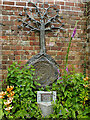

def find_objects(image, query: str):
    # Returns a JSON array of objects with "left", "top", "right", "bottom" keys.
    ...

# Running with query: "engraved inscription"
[{"left": 41, "top": 93, "right": 52, "bottom": 102}]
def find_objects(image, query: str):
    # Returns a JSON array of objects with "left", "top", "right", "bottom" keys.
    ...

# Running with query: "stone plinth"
[
  {"left": 38, "top": 102, "right": 53, "bottom": 117},
  {"left": 37, "top": 91, "right": 56, "bottom": 117}
]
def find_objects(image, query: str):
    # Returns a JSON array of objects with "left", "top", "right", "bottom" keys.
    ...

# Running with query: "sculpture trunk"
[{"left": 40, "top": 20, "right": 45, "bottom": 54}]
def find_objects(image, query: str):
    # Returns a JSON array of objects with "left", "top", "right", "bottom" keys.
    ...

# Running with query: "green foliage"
[
  {"left": 1, "top": 62, "right": 89, "bottom": 119},
  {"left": 1, "top": 62, "right": 42, "bottom": 119},
  {"left": 50, "top": 71, "right": 89, "bottom": 119}
]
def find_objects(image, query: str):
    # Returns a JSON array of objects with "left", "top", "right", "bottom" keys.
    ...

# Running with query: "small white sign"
[{"left": 37, "top": 91, "right": 56, "bottom": 103}]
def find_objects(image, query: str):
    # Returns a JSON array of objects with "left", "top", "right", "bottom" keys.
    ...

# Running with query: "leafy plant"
[
  {"left": 1, "top": 62, "right": 89, "bottom": 119},
  {"left": 1, "top": 62, "right": 43, "bottom": 119},
  {"left": 50, "top": 70, "right": 89, "bottom": 119}
]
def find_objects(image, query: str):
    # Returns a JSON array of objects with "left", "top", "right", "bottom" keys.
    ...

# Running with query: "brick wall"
[
  {"left": 86, "top": 1, "right": 90, "bottom": 77},
  {"left": 0, "top": 0, "right": 88, "bottom": 82}
]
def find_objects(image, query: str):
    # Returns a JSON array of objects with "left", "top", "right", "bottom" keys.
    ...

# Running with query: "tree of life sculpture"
[{"left": 18, "top": 2, "right": 64, "bottom": 87}]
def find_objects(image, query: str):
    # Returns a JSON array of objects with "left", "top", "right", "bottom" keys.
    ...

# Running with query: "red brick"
[
  {"left": 2, "top": 46, "right": 10, "bottom": 50},
  {"left": 15, "top": 56, "right": 20, "bottom": 60},
  {"left": 16, "top": 2, "right": 26, "bottom": 6},
  {"left": 34, "top": 46, "right": 40, "bottom": 50},
  {"left": 17, "top": 7, "right": 23, "bottom": 11},
  {"left": 65, "top": 2, "right": 74, "bottom": 6},
  {"left": 22, "top": 37, "right": 28, "bottom": 41},
  {"left": 9, "top": 55, "right": 15, "bottom": 60},
  {"left": 79, "top": 3, "right": 85, "bottom": 8},
  {"left": 68, "top": 56, "right": 75, "bottom": 60},
  {"left": 30, "top": 41, "right": 39, "bottom": 45},
  {"left": 25, "top": 51, "right": 29, "bottom": 55},
  {"left": 48, "top": 1, "right": 54, "bottom": 4},
  {"left": 10, "top": 16, "right": 17, "bottom": 20},
  {"left": 16, "top": 46, "right": 22, "bottom": 50},
  {"left": 61, "top": 6, "right": 70, "bottom": 10},
  {"left": 2, "top": 11, "right": 13, "bottom": 15},
  {"left": 23, "top": 46, "right": 33, "bottom": 50},
  {"left": 2, "top": 56, "right": 8, "bottom": 60},
  {"left": 31, "top": 52, "right": 36, "bottom": 55},
  {"left": 47, "top": 51, "right": 56, "bottom": 55},
  {"left": 17, "top": 60, "right": 27, "bottom": 65},
  {"left": 2, "top": 61, "right": 7, "bottom": 64},
  {"left": 51, "top": 47, "right": 58, "bottom": 50},
  {"left": 29, "top": 36, "right": 36, "bottom": 40},
  {"left": 56, "top": 60, "right": 62, "bottom": 64},
  {"left": 11, "top": 46, "right": 16, "bottom": 50},
  {"left": 57, "top": 52, "right": 66, "bottom": 56},
  {"left": 56, "top": 2, "right": 64, "bottom": 5},
  {"left": 21, "top": 55, "right": 26, "bottom": 60},
  {"left": 14, "top": 51, "right": 24, "bottom": 55},
  {"left": 7, "top": 61, "right": 13, "bottom": 65},
  {"left": 2, "top": 16, "right": 8, "bottom": 20},
  {"left": 2, "top": 65, "right": 7, "bottom": 69},
  {"left": 3, "top": 6, "right": 12, "bottom": 10},
  {"left": 2, "top": 26, "right": 9, "bottom": 30},
  {"left": 2, "top": 51, "right": 14, "bottom": 55},
  {"left": 3, "top": 1, "right": 14, "bottom": 5},
  {"left": 56, "top": 43, "right": 64, "bottom": 46}
]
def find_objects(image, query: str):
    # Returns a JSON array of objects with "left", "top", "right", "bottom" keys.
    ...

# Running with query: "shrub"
[
  {"left": 1, "top": 62, "right": 43, "bottom": 119},
  {"left": 50, "top": 70, "right": 89, "bottom": 119}
]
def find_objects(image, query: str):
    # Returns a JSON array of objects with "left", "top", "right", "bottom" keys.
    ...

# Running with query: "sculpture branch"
[
  {"left": 43, "top": 5, "right": 55, "bottom": 18},
  {"left": 25, "top": 11, "right": 41, "bottom": 25},
  {"left": 30, "top": 28, "right": 40, "bottom": 32},
  {"left": 29, "top": 2, "right": 42, "bottom": 18},
  {"left": 18, "top": 19, "right": 40, "bottom": 32},
  {"left": 45, "top": 14, "right": 59, "bottom": 26},
  {"left": 45, "top": 28, "right": 52, "bottom": 31},
  {"left": 51, "top": 24, "right": 65, "bottom": 31}
]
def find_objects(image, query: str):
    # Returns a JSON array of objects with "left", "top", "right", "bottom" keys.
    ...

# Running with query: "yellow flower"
[
  {"left": 10, "top": 86, "right": 14, "bottom": 91},
  {"left": 3, "top": 91, "right": 6, "bottom": 96},
  {"left": 0, "top": 91, "right": 6, "bottom": 96},
  {"left": 10, "top": 91, "right": 15, "bottom": 97},
  {"left": 83, "top": 77, "right": 89, "bottom": 81},
  {"left": 7, "top": 94, "right": 11, "bottom": 98},
  {"left": 4, "top": 100, "right": 12, "bottom": 105},
  {"left": 4, "top": 106, "right": 13, "bottom": 111},
  {"left": 84, "top": 85, "right": 88, "bottom": 88},
  {"left": 0, "top": 91, "right": 3, "bottom": 96},
  {"left": 9, "top": 97, "right": 14, "bottom": 101},
  {"left": 86, "top": 77, "right": 88, "bottom": 81},
  {"left": 83, "top": 78, "right": 87, "bottom": 81},
  {"left": 0, "top": 96, "right": 4, "bottom": 99},
  {"left": 6, "top": 86, "right": 11, "bottom": 92}
]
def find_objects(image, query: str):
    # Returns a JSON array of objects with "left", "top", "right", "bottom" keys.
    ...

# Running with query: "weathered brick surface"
[
  {"left": 0, "top": 0, "right": 89, "bottom": 81},
  {"left": 86, "top": 1, "right": 90, "bottom": 77}
]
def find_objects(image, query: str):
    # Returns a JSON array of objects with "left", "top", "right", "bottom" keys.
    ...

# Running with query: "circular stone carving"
[
  {"left": 27, "top": 54, "right": 58, "bottom": 87},
  {"left": 33, "top": 61, "right": 57, "bottom": 86}
]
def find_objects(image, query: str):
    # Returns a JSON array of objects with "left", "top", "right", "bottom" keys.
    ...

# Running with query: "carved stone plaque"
[
  {"left": 37, "top": 91, "right": 56, "bottom": 103},
  {"left": 41, "top": 93, "right": 52, "bottom": 102},
  {"left": 27, "top": 53, "right": 58, "bottom": 87}
]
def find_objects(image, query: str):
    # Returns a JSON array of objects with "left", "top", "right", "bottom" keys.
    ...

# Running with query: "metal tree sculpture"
[
  {"left": 18, "top": 2, "right": 64, "bottom": 54},
  {"left": 18, "top": 2, "right": 64, "bottom": 87}
]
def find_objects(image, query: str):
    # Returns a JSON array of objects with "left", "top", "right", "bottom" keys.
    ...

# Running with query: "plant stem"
[{"left": 65, "top": 37, "right": 72, "bottom": 70}]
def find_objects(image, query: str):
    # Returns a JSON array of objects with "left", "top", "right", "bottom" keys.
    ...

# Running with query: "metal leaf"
[
  {"left": 17, "top": 25, "right": 21, "bottom": 29},
  {"left": 51, "top": 25, "right": 54, "bottom": 27},
  {"left": 61, "top": 16, "right": 63, "bottom": 19},
  {"left": 17, "top": 19, "right": 21, "bottom": 22},
  {"left": 19, "top": 12, "right": 22, "bottom": 16},
  {"left": 62, "top": 23, "right": 65, "bottom": 26}
]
